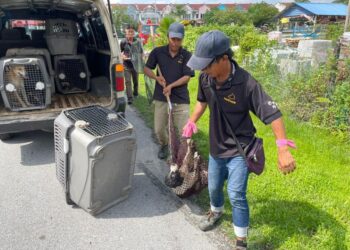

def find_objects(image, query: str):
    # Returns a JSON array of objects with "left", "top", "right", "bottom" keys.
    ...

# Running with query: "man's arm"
[
  {"left": 163, "top": 75, "right": 191, "bottom": 96},
  {"left": 190, "top": 101, "right": 207, "bottom": 123},
  {"left": 143, "top": 66, "right": 166, "bottom": 87},
  {"left": 271, "top": 117, "right": 296, "bottom": 174}
]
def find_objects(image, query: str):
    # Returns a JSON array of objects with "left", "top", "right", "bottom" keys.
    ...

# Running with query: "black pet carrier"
[{"left": 54, "top": 55, "right": 91, "bottom": 94}]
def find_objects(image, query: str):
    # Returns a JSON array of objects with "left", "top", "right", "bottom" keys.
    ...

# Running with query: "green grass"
[{"left": 133, "top": 73, "right": 350, "bottom": 249}]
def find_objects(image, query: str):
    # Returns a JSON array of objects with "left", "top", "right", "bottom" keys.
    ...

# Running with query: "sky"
[{"left": 109, "top": 0, "right": 335, "bottom": 4}]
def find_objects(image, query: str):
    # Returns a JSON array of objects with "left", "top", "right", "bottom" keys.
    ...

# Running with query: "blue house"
[
  {"left": 277, "top": 3, "right": 347, "bottom": 37},
  {"left": 278, "top": 3, "right": 347, "bottom": 19}
]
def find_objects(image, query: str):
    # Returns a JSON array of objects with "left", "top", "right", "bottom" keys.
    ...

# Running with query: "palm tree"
[
  {"left": 155, "top": 16, "right": 176, "bottom": 46},
  {"left": 171, "top": 5, "right": 186, "bottom": 20}
]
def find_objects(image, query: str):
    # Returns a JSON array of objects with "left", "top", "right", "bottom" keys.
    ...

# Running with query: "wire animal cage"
[
  {"left": 54, "top": 105, "right": 137, "bottom": 215},
  {"left": 54, "top": 55, "right": 91, "bottom": 94},
  {"left": 0, "top": 57, "right": 52, "bottom": 111}
]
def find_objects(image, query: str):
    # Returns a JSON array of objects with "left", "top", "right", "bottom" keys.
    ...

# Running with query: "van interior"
[{"left": 0, "top": 0, "right": 114, "bottom": 116}]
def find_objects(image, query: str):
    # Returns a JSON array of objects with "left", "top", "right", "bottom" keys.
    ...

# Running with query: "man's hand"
[
  {"left": 163, "top": 85, "right": 172, "bottom": 96},
  {"left": 278, "top": 146, "right": 296, "bottom": 174},
  {"left": 156, "top": 76, "right": 166, "bottom": 87},
  {"left": 122, "top": 52, "right": 130, "bottom": 61},
  {"left": 182, "top": 120, "right": 198, "bottom": 138}
]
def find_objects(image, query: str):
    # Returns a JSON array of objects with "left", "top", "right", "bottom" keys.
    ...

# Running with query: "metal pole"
[{"left": 345, "top": 0, "right": 350, "bottom": 32}]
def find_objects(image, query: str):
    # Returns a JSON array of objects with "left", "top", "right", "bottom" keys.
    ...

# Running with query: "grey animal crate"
[
  {"left": 0, "top": 57, "right": 52, "bottom": 111},
  {"left": 54, "top": 55, "right": 90, "bottom": 94},
  {"left": 6, "top": 48, "right": 55, "bottom": 93},
  {"left": 45, "top": 19, "right": 78, "bottom": 55},
  {"left": 54, "top": 105, "right": 137, "bottom": 216}
]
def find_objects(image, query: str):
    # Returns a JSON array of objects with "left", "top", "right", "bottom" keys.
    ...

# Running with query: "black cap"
[{"left": 187, "top": 30, "right": 230, "bottom": 70}]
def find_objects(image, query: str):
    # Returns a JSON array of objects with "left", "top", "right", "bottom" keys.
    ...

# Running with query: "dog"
[{"left": 4, "top": 64, "right": 31, "bottom": 108}]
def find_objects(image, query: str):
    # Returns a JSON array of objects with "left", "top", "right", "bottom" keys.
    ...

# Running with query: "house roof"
[
  {"left": 112, "top": 3, "right": 250, "bottom": 12},
  {"left": 279, "top": 3, "right": 348, "bottom": 17}
]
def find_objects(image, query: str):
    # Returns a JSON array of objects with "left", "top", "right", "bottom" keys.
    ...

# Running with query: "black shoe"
[
  {"left": 158, "top": 145, "right": 168, "bottom": 160},
  {"left": 128, "top": 99, "right": 133, "bottom": 105},
  {"left": 235, "top": 239, "right": 247, "bottom": 250},
  {"left": 133, "top": 93, "right": 138, "bottom": 98}
]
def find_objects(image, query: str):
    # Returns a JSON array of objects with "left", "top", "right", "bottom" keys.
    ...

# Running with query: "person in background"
[
  {"left": 120, "top": 24, "right": 143, "bottom": 105},
  {"left": 183, "top": 30, "right": 296, "bottom": 249},
  {"left": 144, "top": 22, "right": 194, "bottom": 160}
]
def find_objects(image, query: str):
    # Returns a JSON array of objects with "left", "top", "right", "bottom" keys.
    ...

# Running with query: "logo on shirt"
[
  {"left": 224, "top": 93, "right": 236, "bottom": 105},
  {"left": 177, "top": 55, "right": 184, "bottom": 64},
  {"left": 268, "top": 101, "right": 278, "bottom": 109}
]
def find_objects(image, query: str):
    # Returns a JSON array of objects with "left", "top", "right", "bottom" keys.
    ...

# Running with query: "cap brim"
[
  {"left": 187, "top": 55, "right": 213, "bottom": 70},
  {"left": 169, "top": 32, "right": 184, "bottom": 39}
]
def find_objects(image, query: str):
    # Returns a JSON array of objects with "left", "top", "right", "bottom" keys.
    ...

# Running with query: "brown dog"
[{"left": 5, "top": 64, "right": 30, "bottom": 108}]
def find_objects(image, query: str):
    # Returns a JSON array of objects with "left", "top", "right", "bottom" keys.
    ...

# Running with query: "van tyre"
[{"left": 0, "top": 133, "right": 13, "bottom": 141}]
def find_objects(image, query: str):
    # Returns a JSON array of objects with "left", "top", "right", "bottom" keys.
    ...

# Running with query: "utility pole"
[{"left": 344, "top": 0, "right": 350, "bottom": 32}]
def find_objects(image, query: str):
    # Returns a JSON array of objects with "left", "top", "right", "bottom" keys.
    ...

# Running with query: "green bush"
[
  {"left": 236, "top": 32, "right": 272, "bottom": 63},
  {"left": 242, "top": 47, "right": 349, "bottom": 139},
  {"left": 247, "top": 3, "right": 279, "bottom": 27},
  {"left": 183, "top": 24, "right": 257, "bottom": 53},
  {"left": 203, "top": 8, "right": 252, "bottom": 26},
  {"left": 325, "top": 23, "right": 344, "bottom": 41}
]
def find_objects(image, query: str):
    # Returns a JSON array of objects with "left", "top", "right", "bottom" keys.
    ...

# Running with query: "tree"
[
  {"left": 144, "top": 16, "right": 176, "bottom": 50},
  {"left": 334, "top": 0, "right": 348, "bottom": 4},
  {"left": 248, "top": 3, "right": 279, "bottom": 27},
  {"left": 171, "top": 5, "right": 187, "bottom": 20},
  {"left": 203, "top": 8, "right": 252, "bottom": 26},
  {"left": 112, "top": 6, "right": 138, "bottom": 37}
]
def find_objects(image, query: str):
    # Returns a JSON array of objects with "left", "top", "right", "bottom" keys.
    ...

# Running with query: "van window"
[
  {"left": 82, "top": 19, "right": 96, "bottom": 48},
  {"left": 90, "top": 16, "right": 110, "bottom": 50},
  {"left": 9, "top": 20, "right": 45, "bottom": 38}
]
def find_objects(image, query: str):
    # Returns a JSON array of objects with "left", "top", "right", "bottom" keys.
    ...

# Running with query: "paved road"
[{"left": 0, "top": 107, "right": 232, "bottom": 250}]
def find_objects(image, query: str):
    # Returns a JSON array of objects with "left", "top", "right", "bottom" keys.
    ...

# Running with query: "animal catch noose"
[{"left": 156, "top": 66, "right": 208, "bottom": 198}]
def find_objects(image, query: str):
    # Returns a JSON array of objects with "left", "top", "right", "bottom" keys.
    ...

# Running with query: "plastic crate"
[
  {"left": 6, "top": 48, "right": 55, "bottom": 93},
  {"left": 45, "top": 19, "right": 78, "bottom": 55},
  {"left": 54, "top": 55, "right": 90, "bottom": 94},
  {"left": 54, "top": 105, "right": 137, "bottom": 215},
  {"left": 0, "top": 57, "right": 52, "bottom": 111}
]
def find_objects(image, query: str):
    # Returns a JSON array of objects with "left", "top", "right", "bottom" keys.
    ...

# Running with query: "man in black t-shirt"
[
  {"left": 144, "top": 22, "right": 194, "bottom": 159},
  {"left": 182, "top": 30, "right": 296, "bottom": 249}
]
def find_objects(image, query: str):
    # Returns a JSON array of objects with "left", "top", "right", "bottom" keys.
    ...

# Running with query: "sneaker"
[
  {"left": 128, "top": 99, "right": 133, "bottom": 105},
  {"left": 158, "top": 145, "right": 168, "bottom": 160},
  {"left": 133, "top": 93, "right": 139, "bottom": 98},
  {"left": 198, "top": 210, "right": 222, "bottom": 231},
  {"left": 235, "top": 239, "right": 247, "bottom": 250}
]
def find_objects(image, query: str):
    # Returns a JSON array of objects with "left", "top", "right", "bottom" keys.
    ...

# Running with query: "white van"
[{"left": 0, "top": 0, "right": 126, "bottom": 140}]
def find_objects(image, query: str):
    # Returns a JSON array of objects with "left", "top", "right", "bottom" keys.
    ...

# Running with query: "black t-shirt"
[
  {"left": 197, "top": 61, "right": 282, "bottom": 158},
  {"left": 145, "top": 45, "right": 194, "bottom": 104}
]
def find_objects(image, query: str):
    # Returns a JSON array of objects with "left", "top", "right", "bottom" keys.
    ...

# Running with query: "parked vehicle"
[{"left": 0, "top": 0, "right": 126, "bottom": 140}]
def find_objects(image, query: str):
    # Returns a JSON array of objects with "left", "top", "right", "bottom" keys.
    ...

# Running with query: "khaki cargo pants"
[{"left": 154, "top": 100, "right": 189, "bottom": 146}]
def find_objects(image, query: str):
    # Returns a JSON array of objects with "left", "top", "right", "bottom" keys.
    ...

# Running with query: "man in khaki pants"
[
  {"left": 120, "top": 24, "right": 143, "bottom": 104},
  {"left": 144, "top": 22, "right": 194, "bottom": 159}
]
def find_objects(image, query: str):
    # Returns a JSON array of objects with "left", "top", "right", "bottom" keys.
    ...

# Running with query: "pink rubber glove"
[{"left": 182, "top": 120, "right": 198, "bottom": 138}]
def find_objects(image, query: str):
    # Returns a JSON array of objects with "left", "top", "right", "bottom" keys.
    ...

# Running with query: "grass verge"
[{"left": 133, "top": 73, "right": 350, "bottom": 250}]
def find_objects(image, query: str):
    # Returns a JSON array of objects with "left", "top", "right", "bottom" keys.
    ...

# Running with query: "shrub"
[
  {"left": 183, "top": 24, "right": 257, "bottom": 53},
  {"left": 203, "top": 8, "right": 252, "bottom": 26},
  {"left": 325, "top": 23, "right": 344, "bottom": 41},
  {"left": 247, "top": 3, "right": 279, "bottom": 27}
]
